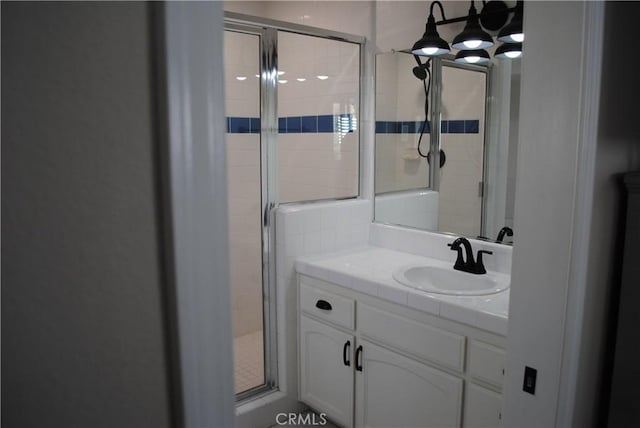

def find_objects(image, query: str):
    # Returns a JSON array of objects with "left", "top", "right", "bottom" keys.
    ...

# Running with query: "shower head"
[
  {"left": 412, "top": 55, "right": 430, "bottom": 81},
  {"left": 413, "top": 66, "right": 428, "bottom": 80}
]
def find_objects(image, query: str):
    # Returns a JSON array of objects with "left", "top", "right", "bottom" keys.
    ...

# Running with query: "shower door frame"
[
  {"left": 429, "top": 57, "right": 492, "bottom": 238},
  {"left": 224, "top": 22, "right": 279, "bottom": 401}
]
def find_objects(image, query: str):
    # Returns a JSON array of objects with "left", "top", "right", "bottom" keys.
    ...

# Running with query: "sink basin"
[{"left": 392, "top": 264, "right": 510, "bottom": 296}]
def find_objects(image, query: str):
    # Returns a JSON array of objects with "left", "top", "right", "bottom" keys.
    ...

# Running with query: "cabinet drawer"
[
  {"left": 468, "top": 340, "right": 506, "bottom": 387},
  {"left": 358, "top": 303, "right": 465, "bottom": 371},
  {"left": 300, "top": 283, "right": 355, "bottom": 330}
]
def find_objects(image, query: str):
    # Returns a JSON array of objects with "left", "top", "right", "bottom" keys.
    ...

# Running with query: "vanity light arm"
[
  {"left": 429, "top": 1, "right": 448, "bottom": 22},
  {"left": 433, "top": 2, "right": 518, "bottom": 26}
]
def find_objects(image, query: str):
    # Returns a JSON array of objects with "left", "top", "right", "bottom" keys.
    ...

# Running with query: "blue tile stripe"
[
  {"left": 226, "top": 114, "right": 357, "bottom": 134},
  {"left": 375, "top": 119, "right": 480, "bottom": 134}
]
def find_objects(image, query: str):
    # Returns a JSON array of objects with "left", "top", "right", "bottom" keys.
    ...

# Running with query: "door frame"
[{"left": 158, "top": 2, "right": 235, "bottom": 427}]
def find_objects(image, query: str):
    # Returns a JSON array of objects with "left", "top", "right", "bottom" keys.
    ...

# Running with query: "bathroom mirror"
[{"left": 374, "top": 51, "right": 519, "bottom": 244}]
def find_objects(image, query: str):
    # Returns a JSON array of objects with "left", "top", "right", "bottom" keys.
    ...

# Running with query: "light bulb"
[
  {"left": 421, "top": 47, "right": 439, "bottom": 55},
  {"left": 278, "top": 79, "right": 288, "bottom": 84},
  {"left": 296, "top": 78, "right": 306, "bottom": 82},
  {"left": 236, "top": 76, "right": 247, "bottom": 81},
  {"left": 510, "top": 33, "right": 524, "bottom": 43},
  {"left": 277, "top": 71, "right": 285, "bottom": 76},
  {"left": 464, "top": 56, "right": 481, "bottom": 63},
  {"left": 505, "top": 51, "right": 522, "bottom": 58},
  {"left": 463, "top": 39, "right": 482, "bottom": 49},
  {"left": 317, "top": 75, "right": 329, "bottom": 80}
]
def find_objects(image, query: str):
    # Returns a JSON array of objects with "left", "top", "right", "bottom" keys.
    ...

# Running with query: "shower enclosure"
[
  {"left": 374, "top": 54, "right": 491, "bottom": 239},
  {"left": 224, "top": 13, "right": 362, "bottom": 399}
]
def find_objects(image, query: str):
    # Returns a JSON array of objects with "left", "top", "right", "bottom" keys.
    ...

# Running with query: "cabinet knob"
[{"left": 315, "top": 299, "right": 332, "bottom": 311}]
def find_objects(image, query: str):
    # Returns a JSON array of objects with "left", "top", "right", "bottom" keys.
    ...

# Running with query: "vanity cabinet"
[
  {"left": 298, "top": 275, "right": 506, "bottom": 428},
  {"left": 300, "top": 316, "right": 354, "bottom": 428},
  {"left": 355, "top": 340, "right": 462, "bottom": 427}
]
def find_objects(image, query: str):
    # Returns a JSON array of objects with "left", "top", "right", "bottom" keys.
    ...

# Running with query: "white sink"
[{"left": 392, "top": 264, "right": 510, "bottom": 296}]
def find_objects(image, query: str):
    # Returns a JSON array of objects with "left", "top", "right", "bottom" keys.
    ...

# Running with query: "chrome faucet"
[{"left": 447, "top": 237, "right": 493, "bottom": 275}]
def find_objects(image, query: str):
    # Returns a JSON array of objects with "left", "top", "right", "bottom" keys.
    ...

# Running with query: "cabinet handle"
[
  {"left": 343, "top": 340, "right": 351, "bottom": 366},
  {"left": 355, "top": 345, "right": 363, "bottom": 371},
  {"left": 315, "top": 299, "right": 332, "bottom": 311}
]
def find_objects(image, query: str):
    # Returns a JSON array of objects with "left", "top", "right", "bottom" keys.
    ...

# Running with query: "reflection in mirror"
[{"left": 374, "top": 51, "right": 519, "bottom": 245}]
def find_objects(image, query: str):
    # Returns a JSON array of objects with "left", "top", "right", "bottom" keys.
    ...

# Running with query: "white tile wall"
[
  {"left": 376, "top": 190, "right": 439, "bottom": 231},
  {"left": 438, "top": 66, "right": 486, "bottom": 237},
  {"left": 277, "top": 32, "right": 361, "bottom": 203},
  {"left": 375, "top": 52, "right": 431, "bottom": 195},
  {"left": 225, "top": 32, "right": 263, "bottom": 338},
  {"left": 374, "top": 54, "right": 487, "bottom": 239},
  {"left": 274, "top": 199, "right": 371, "bottom": 394}
]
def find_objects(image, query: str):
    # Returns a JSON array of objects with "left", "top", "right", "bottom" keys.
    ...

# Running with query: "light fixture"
[
  {"left": 277, "top": 71, "right": 286, "bottom": 76},
  {"left": 452, "top": 1, "right": 494, "bottom": 50},
  {"left": 454, "top": 49, "right": 490, "bottom": 64},
  {"left": 498, "top": 0, "right": 524, "bottom": 43},
  {"left": 413, "top": 0, "right": 524, "bottom": 62},
  {"left": 236, "top": 76, "right": 247, "bottom": 81},
  {"left": 317, "top": 75, "right": 329, "bottom": 80},
  {"left": 411, "top": 1, "right": 450, "bottom": 56},
  {"left": 296, "top": 78, "right": 306, "bottom": 82},
  {"left": 278, "top": 79, "right": 288, "bottom": 84},
  {"left": 495, "top": 42, "right": 522, "bottom": 59}
]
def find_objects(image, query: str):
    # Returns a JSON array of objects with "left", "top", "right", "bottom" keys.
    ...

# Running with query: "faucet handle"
[{"left": 475, "top": 250, "right": 493, "bottom": 274}]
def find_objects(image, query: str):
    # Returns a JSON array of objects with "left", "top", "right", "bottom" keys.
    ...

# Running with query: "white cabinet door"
[
  {"left": 300, "top": 315, "right": 355, "bottom": 428},
  {"left": 463, "top": 383, "right": 502, "bottom": 428},
  {"left": 355, "top": 340, "right": 463, "bottom": 428}
]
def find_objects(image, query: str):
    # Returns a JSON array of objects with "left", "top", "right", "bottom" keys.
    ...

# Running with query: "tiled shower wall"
[
  {"left": 375, "top": 52, "right": 430, "bottom": 194},
  {"left": 277, "top": 31, "right": 360, "bottom": 203},
  {"left": 439, "top": 66, "right": 486, "bottom": 238},
  {"left": 375, "top": 52, "right": 486, "bottom": 238},
  {"left": 225, "top": 31, "right": 263, "bottom": 338}
]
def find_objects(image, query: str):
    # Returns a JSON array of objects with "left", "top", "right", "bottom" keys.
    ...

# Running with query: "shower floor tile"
[{"left": 234, "top": 330, "right": 264, "bottom": 394}]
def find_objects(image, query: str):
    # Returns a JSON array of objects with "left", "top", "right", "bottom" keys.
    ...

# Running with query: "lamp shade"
[
  {"left": 495, "top": 42, "right": 522, "bottom": 59},
  {"left": 498, "top": 1, "right": 524, "bottom": 43},
  {"left": 412, "top": 15, "right": 450, "bottom": 56},
  {"left": 454, "top": 49, "right": 490, "bottom": 64},
  {"left": 452, "top": 3, "right": 494, "bottom": 50}
]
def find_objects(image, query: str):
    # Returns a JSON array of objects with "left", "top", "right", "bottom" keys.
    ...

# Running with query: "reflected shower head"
[
  {"left": 413, "top": 66, "right": 427, "bottom": 80},
  {"left": 412, "top": 55, "right": 430, "bottom": 81}
]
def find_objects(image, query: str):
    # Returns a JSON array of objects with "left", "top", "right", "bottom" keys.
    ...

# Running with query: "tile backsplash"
[{"left": 369, "top": 223, "right": 513, "bottom": 275}]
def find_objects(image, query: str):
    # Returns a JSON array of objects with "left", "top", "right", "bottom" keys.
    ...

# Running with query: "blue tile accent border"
[
  {"left": 374, "top": 119, "right": 480, "bottom": 134},
  {"left": 225, "top": 116, "right": 478, "bottom": 135},
  {"left": 448, "top": 120, "right": 465, "bottom": 134},
  {"left": 226, "top": 114, "right": 357, "bottom": 134}
]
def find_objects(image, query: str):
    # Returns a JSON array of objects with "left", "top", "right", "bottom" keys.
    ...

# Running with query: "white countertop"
[{"left": 296, "top": 245, "right": 509, "bottom": 336}]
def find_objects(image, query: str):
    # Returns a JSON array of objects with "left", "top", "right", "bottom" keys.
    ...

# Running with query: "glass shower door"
[{"left": 224, "top": 29, "right": 265, "bottom": 396}]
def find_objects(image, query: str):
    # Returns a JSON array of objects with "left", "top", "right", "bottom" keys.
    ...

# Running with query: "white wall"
[
  {"left": 2, "top": 3, "right": 172, "bottom": 427},
  {"left": 571, "top": 2, "right": 640, "bottom": 425},
  {"left": 503, "top": 2, "right": 589, "bottom": 425},
  {"left": 504, "top": 1, "right": 640, "bottom": 426}
]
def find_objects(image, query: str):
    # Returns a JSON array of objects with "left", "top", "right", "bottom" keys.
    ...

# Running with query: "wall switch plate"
[{"left": 523, "top": 366, "right": 537, "bottom": 394}]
